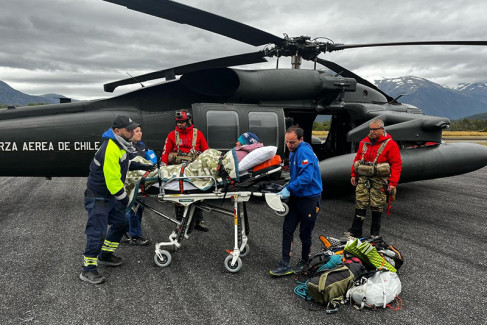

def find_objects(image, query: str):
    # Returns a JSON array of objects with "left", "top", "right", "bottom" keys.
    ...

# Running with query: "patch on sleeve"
[{"left": 301, "top": 159, "right": 308, "bottom": 165}]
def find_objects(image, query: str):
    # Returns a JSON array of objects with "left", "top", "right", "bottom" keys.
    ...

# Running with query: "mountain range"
[
  {"left": 1, "top": 77, "right": 487, "bottom": 120},
  {"left": 0, "top": 80, "right": 73, "bottom": 106},
  {"left": 376, "top": 76, "right": 487, "bottom": 120}
]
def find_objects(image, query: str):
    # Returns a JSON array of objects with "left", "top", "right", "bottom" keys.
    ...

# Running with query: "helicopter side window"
[
  {"left": 249, "top": 112, "right": 279, "bottom": 147},
  {"left": 206, "top": 110, "right": 239, "bottom": 150}
]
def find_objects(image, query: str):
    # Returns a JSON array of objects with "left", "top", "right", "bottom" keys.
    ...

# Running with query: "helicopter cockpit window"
[
  {"left": 206, "top": 110, "right": 239, "bottom": 150},
  {"left": 249, "top": 112, "right": 279, "bottom": 147}
]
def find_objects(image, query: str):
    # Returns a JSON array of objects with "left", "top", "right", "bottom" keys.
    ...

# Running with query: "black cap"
[{"left": 112, "top": 115, "right": 140, "bottom": 130}]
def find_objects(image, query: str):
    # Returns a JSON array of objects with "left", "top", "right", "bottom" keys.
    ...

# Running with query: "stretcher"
[{"left": 127, "top": 153, "right": 288, "bottom": 273}]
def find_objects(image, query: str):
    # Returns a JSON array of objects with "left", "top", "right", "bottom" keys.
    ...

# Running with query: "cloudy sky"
[{"left": 1, "top": 0, "right": 487, "bottom": 100}]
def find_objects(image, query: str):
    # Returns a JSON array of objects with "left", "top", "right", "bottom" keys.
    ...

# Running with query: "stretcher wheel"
[
  {"left": 240, "top": 244, "right": 250, "bottom": 257},
  {"left": 154, "top": 250, "right": 172, "bottom": 267},
  {"left": 224, "top": 255, "right": 242, "bottom": 273},
  {"left": 275, "top": 202, "right": 289, "bottom": 217}
]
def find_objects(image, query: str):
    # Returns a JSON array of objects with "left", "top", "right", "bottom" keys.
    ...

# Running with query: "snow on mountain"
[{"left": 375, "top": 76, "right": 487, "bottom": 119}]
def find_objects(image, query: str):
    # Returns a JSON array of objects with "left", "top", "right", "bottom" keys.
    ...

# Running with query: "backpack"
[
  {"left": 297, "top": 251, "right": 342, "bottom": 281},
  {"left": 347, "top": 270, "right": 402, "bottom": 309},
  {"left": 343, "top": 258, "right": 367, "bottom": 280},
  {"left": 306, "top": 265, "right": 355, "bottom": 309},
  {"left": 370, "top": 238, "right": 404, "bottom": 271}
]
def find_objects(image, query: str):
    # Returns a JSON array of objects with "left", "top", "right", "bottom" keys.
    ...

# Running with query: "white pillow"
[{"left": 238, "top": 146, "right": 277, "bottom": 171}]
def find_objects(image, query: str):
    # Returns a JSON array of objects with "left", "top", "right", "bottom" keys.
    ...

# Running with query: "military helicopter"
[{"left": 1, "top": 0, "right": 487, "bottom": 192}]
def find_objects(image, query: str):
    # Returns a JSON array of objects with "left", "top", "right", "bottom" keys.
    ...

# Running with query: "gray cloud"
[{"left": 1, "top": 0, "right": 487, "bottom": 100}]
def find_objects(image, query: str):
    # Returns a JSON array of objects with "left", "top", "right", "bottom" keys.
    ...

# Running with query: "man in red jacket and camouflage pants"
[
  {"left": 161, "top": 109, "right": 210, "bottom": 232},
  {"left": 345, "top": 118, "right": 402, "bottom": 239}
]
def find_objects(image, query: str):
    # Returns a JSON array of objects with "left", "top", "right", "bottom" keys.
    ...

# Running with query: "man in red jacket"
[
  {"left": 345, "top": 118, "right": 402, "bottom": 238},
  {"left": 161, "top": 110, "right": 209, "bottom": 232}
]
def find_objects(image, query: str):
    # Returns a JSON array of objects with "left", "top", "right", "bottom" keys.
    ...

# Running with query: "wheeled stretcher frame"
[{"left": 134, "top": 175, "right": 288, "bottom": 273}]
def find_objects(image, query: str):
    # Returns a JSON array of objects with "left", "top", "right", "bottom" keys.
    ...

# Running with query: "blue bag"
[{"left": 145, "top": 149, "right": 157, "bottom": 164}]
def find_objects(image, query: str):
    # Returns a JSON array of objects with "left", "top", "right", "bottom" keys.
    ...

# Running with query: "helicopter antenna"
[
  {"left": 126, "top": 72, "right": 145, "bottom": 88},
  {"left": 388, "top": 94, "right": 404, "bottom": 104}
]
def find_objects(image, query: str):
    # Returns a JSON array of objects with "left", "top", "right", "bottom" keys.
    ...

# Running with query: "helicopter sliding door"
[{"left": 191, "top": 103, "right": 286, "bottom": 154}]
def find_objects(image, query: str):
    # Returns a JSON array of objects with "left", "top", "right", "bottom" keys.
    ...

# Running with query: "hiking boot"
[
  {"left": 129, "top": 236, "right": 150, "bottom": 246},
  {"left": 98, "top": 253, "right": 123, "bottom": 267},
  {"left": 293, "top": 259, "right": 308, "bottom": 273},
  {"left": 340, "top": 231, "right": 360, "bottom": 242},
  {"left": 79, "top": 270, "right": 105, "bottom": 284},
  {"left": 120, "top": 232, "right": 131, "bottom": 243},
  {"left": 194, "top": 220, "right": 209, "bottom": 232},
  {"left": 269, "top": 260, "right": 294, "bottom": 277}
]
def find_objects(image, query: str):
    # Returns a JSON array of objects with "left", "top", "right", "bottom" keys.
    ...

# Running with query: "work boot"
[
  {"left": 194, "top": 220, "right": 209, "bottom": 232},
  {"left": 269, "top": 260, "right": 294, "bottom": 277},
  {"left": 293, "top": 259, "right": 308, "bottom": 273},
  {"left": 120, "top": 232, "right": 131, "bottom": 243},
  {"left": 79, "top": 270, "right": 105, "bottom": 284},
  {"left": 340, "top": 231, "right": 356, "bottom": 242},
  {"left": 349, "top": 209, "right": 366, "bottom": 237},
  {"left": 129, "top": 236, "right": 150, "bottom": 246},
  {"left": 371, "top": 211, "right": 382, "bottom": 237},
  {"left": 98, "top": 253, "right": 123, "bottom": 267}
]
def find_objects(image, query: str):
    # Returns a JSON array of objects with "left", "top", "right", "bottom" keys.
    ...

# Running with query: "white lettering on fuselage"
[
  {"left": 23, "top": 141, "right": 54, "bottom": 151},
  {"left": 74, "top": 142, "right": 100, "bottom": 151},
  {"left": 0, "top": 142, "right": 18, "bottom": 151},
  {"left": 0, "top": 141, "right": 100, "bottom": 152}
]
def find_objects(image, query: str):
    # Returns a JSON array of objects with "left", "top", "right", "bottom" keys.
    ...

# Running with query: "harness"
[
  {"left": 354, "top": 139, "right": 391, "bottom": 178},
  {"left": 175, "top": 128, "right": 198, "bottom": 155},
  {"left": 360, "top": 138, "right": 390, "bottom": 165},
  {"left": 169, "top": 128, "right": 200, "bottom": 164}
]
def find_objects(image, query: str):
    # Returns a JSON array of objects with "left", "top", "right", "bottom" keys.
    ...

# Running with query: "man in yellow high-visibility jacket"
[{"left": 80, "top": 116, "right": 154, "bottom": 285}]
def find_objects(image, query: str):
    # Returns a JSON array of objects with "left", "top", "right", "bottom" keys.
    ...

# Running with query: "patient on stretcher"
[{"left": 125, "top": 143, "right": 279, "bottom": 204}]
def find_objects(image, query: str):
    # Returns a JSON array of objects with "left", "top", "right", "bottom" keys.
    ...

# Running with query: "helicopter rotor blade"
[
  {"left": 328, "top": 41, "right": 487, "bottom": 52},
  {"left": 103, "top": 0, "right": 284, "bottom": 47},
  {"left": 103, "top": 51, "right": 267, "bottom": 92},
  {"left": 315, "top": 58, "right": 394, "bottom": 102}
]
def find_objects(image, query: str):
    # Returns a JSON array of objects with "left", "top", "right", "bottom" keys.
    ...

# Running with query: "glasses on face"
[{"left": 369, "top": 127, "right": 383, "bottom": 131}]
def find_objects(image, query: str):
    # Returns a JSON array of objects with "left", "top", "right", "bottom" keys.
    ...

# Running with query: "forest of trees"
[{"left": 449, "top": 119, "right": 487, "bottom": 131}]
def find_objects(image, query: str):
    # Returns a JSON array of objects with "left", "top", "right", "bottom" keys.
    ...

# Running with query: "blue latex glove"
[{"left": 277, "top": 187, "right": 290, "bottom": 199}]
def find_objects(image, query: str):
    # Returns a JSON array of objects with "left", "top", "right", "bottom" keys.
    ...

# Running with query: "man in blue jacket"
[
  {"left": 270, "top": 126, "right": 323, "bottom": 276},
  {"left": 80, "top": 116, "right": 155, "bottom": 285}
]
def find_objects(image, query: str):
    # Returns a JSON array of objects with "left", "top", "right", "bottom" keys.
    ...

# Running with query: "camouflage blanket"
[{"left": 125, "top": 149, "right": 238, "bottom": 205}]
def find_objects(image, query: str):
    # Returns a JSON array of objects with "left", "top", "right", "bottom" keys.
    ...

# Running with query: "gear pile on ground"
[{"left": 294, "top": 235, "right": 404, "bottom": 313}]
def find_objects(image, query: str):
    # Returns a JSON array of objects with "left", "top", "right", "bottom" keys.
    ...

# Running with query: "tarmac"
[{"left": 0, "top": 166, "right": 486, "bottom": 324}]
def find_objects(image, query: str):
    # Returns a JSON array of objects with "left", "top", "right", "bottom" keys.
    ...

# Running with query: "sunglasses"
[{"left": 369, "top": 127, "right": 383, "bottom": 131}]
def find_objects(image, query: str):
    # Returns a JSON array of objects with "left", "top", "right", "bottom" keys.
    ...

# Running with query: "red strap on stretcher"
[
  {"left": 179, "top": 165, "right": 185, "bottom": 194},
  {"left": 139, "top": 171, "right": 150, "bottom": 196}
]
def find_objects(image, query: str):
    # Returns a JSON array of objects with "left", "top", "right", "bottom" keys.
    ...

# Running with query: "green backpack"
[{"left": 306, "top": 265, "right": 355, "bottom": 309}]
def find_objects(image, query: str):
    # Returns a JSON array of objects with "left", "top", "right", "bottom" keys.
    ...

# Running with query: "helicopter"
[{"left": 1, "top": 0, "right": 487, "bottom": 193}]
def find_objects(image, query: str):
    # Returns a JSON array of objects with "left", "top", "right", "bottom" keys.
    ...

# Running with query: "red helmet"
[
  {"left": 175, "top": 110, "right": 191, "bottom": 120},
  {"left": 175, "top": 110, "right": 192, "bottom": 125}
]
